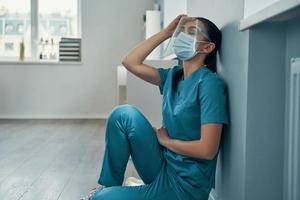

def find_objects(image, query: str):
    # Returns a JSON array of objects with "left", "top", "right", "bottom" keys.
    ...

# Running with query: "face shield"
[{"left": 163, "top": 16, "right": 212, "bottom": 61}]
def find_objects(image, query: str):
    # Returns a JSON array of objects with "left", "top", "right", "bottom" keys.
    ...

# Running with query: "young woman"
[{"left": 82, "top": 14, "right": 230, "bottom": 200}]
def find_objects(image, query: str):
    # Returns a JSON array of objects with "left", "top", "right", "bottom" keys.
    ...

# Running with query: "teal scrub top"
[{"left": 157, "top": 64, "right": 230, "bottom": 199}]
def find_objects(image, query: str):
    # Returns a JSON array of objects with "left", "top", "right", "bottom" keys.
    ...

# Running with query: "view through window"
[
  {"left": 0, "top": 0, "right": 31, "bottom": 58},
  {"left": 0, "top": 0, "right": 80, "bottom": 61}
]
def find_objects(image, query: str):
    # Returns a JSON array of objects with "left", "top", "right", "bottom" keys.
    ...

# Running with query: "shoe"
[
  {"left": 124, "top": 176, "right": 144, "bottom": 186},
  {"left": 80, "top": 185, "right": 106, "bottom": 200}
]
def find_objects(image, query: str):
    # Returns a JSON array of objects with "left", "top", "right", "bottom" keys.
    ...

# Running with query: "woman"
[{"left": 83, "top": 14, "right": 229, "bottom": 200}]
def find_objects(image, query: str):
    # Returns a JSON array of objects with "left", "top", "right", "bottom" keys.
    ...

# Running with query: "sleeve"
[
  {"left": 157, "top": 67, "right": 171, "bottom": 95},
  {"left": 199, "top": 78, "right": 230, "bottom": 125}
]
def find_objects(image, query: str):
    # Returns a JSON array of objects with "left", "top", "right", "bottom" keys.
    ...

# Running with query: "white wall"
[
  {"left": 163, "top": 0, "right": 187, "bottom": 28},
  {"left": 0, "top": 0, "right": 154, "bottom": 118}
]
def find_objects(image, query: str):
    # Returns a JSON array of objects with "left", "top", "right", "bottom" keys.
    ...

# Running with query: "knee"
[
  {"left": 108, "top": 104, "right": 140, "bottom": 120},
  {"left": 105, "top": 104, "right": 152, "bottom": 141}
]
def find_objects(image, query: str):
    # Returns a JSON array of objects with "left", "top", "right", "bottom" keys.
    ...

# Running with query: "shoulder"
[
  {"left": 170, "top": 65, "right": 182, "bottom": 74},
  {"left": 157, "top": 65, "right": 181, "bottom": 95},
  {"left": 158, "top": 65, "right": 180, "bottom": 74},
  {"left": 158, "top": 65, "right": 182, "bottom": 79},
  {"left": 199, "top": 69, "right": 227, "bottom": 93}
]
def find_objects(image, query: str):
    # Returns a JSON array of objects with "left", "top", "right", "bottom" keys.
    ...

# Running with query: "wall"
[
  {"left": 0, "top": 0, "right": 154, "bottom": 118},
  {"left": 187, "top": 0, "right": 249, "bottom": 200},
  {"left": 162, "top": 0, "right": 187, "bottom": 27}
]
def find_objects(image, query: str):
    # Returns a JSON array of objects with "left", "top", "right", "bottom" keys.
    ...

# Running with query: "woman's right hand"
[
  {"left": 121, "top": 15, "right": 188, "bottom": 82},
  {"left": 162, "top": 14, "right": 187, "bottom": 38}
]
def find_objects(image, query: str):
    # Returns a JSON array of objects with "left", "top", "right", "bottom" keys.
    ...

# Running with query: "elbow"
[
  {"left": 205, "top": 153, "right": 215, "bottom": 160},
  {"left": 121, "top": 55, "right": 137, "bottom": 69},
  {"left": 121, "top": 56, "right": 130, "bottom": 69},
  {"left": 121, "top": 55, "right": 142, "bottom": 69},
  {"left": 203, "top": 150, "right": 217, "bottom": 160}
]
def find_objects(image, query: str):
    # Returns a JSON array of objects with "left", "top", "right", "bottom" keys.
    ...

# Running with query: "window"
[
  {"left": 0, "top": 0, "right": 81, "bottom": 61},
  {"left": 0, "top": 0, "right": 31, "bottom": 58}
]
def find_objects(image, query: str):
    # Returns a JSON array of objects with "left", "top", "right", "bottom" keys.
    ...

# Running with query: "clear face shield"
[{"left": 163, "top": 16, "right": 212, "bottom": 61}]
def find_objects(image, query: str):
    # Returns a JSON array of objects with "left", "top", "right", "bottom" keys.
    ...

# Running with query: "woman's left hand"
[{"left": 155, "top": 127, "right": 171, "bottom": 146}]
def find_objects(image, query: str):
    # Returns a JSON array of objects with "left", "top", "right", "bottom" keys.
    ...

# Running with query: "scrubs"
[{"left": 92, "top": 64, "right": 229, "bottom": 200}]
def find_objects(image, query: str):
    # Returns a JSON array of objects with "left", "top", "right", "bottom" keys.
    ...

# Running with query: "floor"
[{"left": 0, "top": 119, "right": 138, "bottom": 200}]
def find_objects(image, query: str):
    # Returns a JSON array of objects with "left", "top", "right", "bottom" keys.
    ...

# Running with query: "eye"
[
  {"left": 179, "top": 26, "right": 185, "bottom": 31},
  {"left": 187, "top": 27, "right": 198, "bottom": 35},
  {"left": 188, "top": 30, "right": 197, "bottom": 35}
]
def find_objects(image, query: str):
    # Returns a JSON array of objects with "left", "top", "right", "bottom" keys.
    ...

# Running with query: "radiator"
[{"left": 287, "top": 57, "right": 300, "bottom": 200}]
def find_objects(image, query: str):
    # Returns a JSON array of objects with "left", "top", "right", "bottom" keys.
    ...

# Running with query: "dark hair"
[
  {"left": 172, "top": 17, "right": 222, "bottom": 92},
  {"left": 196, "top": 17, "right": 222, "bottom": 73}
]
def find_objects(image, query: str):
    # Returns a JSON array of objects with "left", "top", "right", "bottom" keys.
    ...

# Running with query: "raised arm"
[{"left": 121, "top": 14, "right": 186, "bottom": 86}]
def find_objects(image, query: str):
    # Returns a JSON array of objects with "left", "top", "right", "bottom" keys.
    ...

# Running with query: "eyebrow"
[
  {"left": 183, "top": 25, "right": 211, "bottom": 41},
  {"left": 183, "top": 25, "right": 198, "bottom": 30},
  {"left": 186, "top": 25, "right": 197, "bottom": 29}
]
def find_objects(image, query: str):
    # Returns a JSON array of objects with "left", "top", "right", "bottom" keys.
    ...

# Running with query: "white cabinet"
[
  {"left": 117, "top": 65, "right": 128, "bottom": 105},
  {"left": 240, "top": 0, "right": 300, "bottom": 30},
  {"left": 244, "top": 0, "right": 280, "bottom": 18}
]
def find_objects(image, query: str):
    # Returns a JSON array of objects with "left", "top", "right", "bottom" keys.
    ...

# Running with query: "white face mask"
[{"left": 173, "top": 32, "right": 210, "bottom": 61}]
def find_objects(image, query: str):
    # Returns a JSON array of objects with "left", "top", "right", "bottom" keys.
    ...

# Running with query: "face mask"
[{"left": 173, "top": 32, "right": 208, "bottom": 61}]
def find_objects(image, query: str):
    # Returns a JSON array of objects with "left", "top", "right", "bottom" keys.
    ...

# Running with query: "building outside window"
[{"left": 0, "top": 0, "right": 81, "bottom": 61}]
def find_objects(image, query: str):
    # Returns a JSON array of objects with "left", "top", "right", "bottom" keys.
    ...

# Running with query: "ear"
[
  {"left": 198, "top": 42, "right": 215, "bottom": 54},
  {"left": 205, "top": 42, "right": 215, "bottom": 54}
]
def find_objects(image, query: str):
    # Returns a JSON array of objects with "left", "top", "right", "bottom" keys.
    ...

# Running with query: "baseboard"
[{"left": 0, "top": 114, "right": 108, "bottom": 119}]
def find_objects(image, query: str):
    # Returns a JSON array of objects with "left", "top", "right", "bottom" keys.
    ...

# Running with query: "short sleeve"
[
  {"left": 199, "top": 78, "right": 230, "bottom": 125},
  {"left": 157, "top": 67, "right": 171, "bottom": 95}
]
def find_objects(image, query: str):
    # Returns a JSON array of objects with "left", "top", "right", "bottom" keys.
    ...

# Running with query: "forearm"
[
  {"left": 163, "top": 139, "right": 215, "bottom": 160},
  {"left": 122, "top": 31, "right": 170, "bottom": 67}
]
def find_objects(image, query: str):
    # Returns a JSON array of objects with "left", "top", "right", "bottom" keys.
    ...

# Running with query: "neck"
[{"left": 182, "top": 58, "right": 206, "bottom": 80}]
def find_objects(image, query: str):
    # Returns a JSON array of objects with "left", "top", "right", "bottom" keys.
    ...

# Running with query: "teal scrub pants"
[{"left": 92, "top": 104, "right": 179, "bottom": 200}]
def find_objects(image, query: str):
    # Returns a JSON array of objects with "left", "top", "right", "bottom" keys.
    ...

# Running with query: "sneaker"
[
  {"left": 124, "top": 176, "right": 144, "bottom": 186},
  {"left": 80, "top": 185, "right": 106, "bottom": 200}
]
